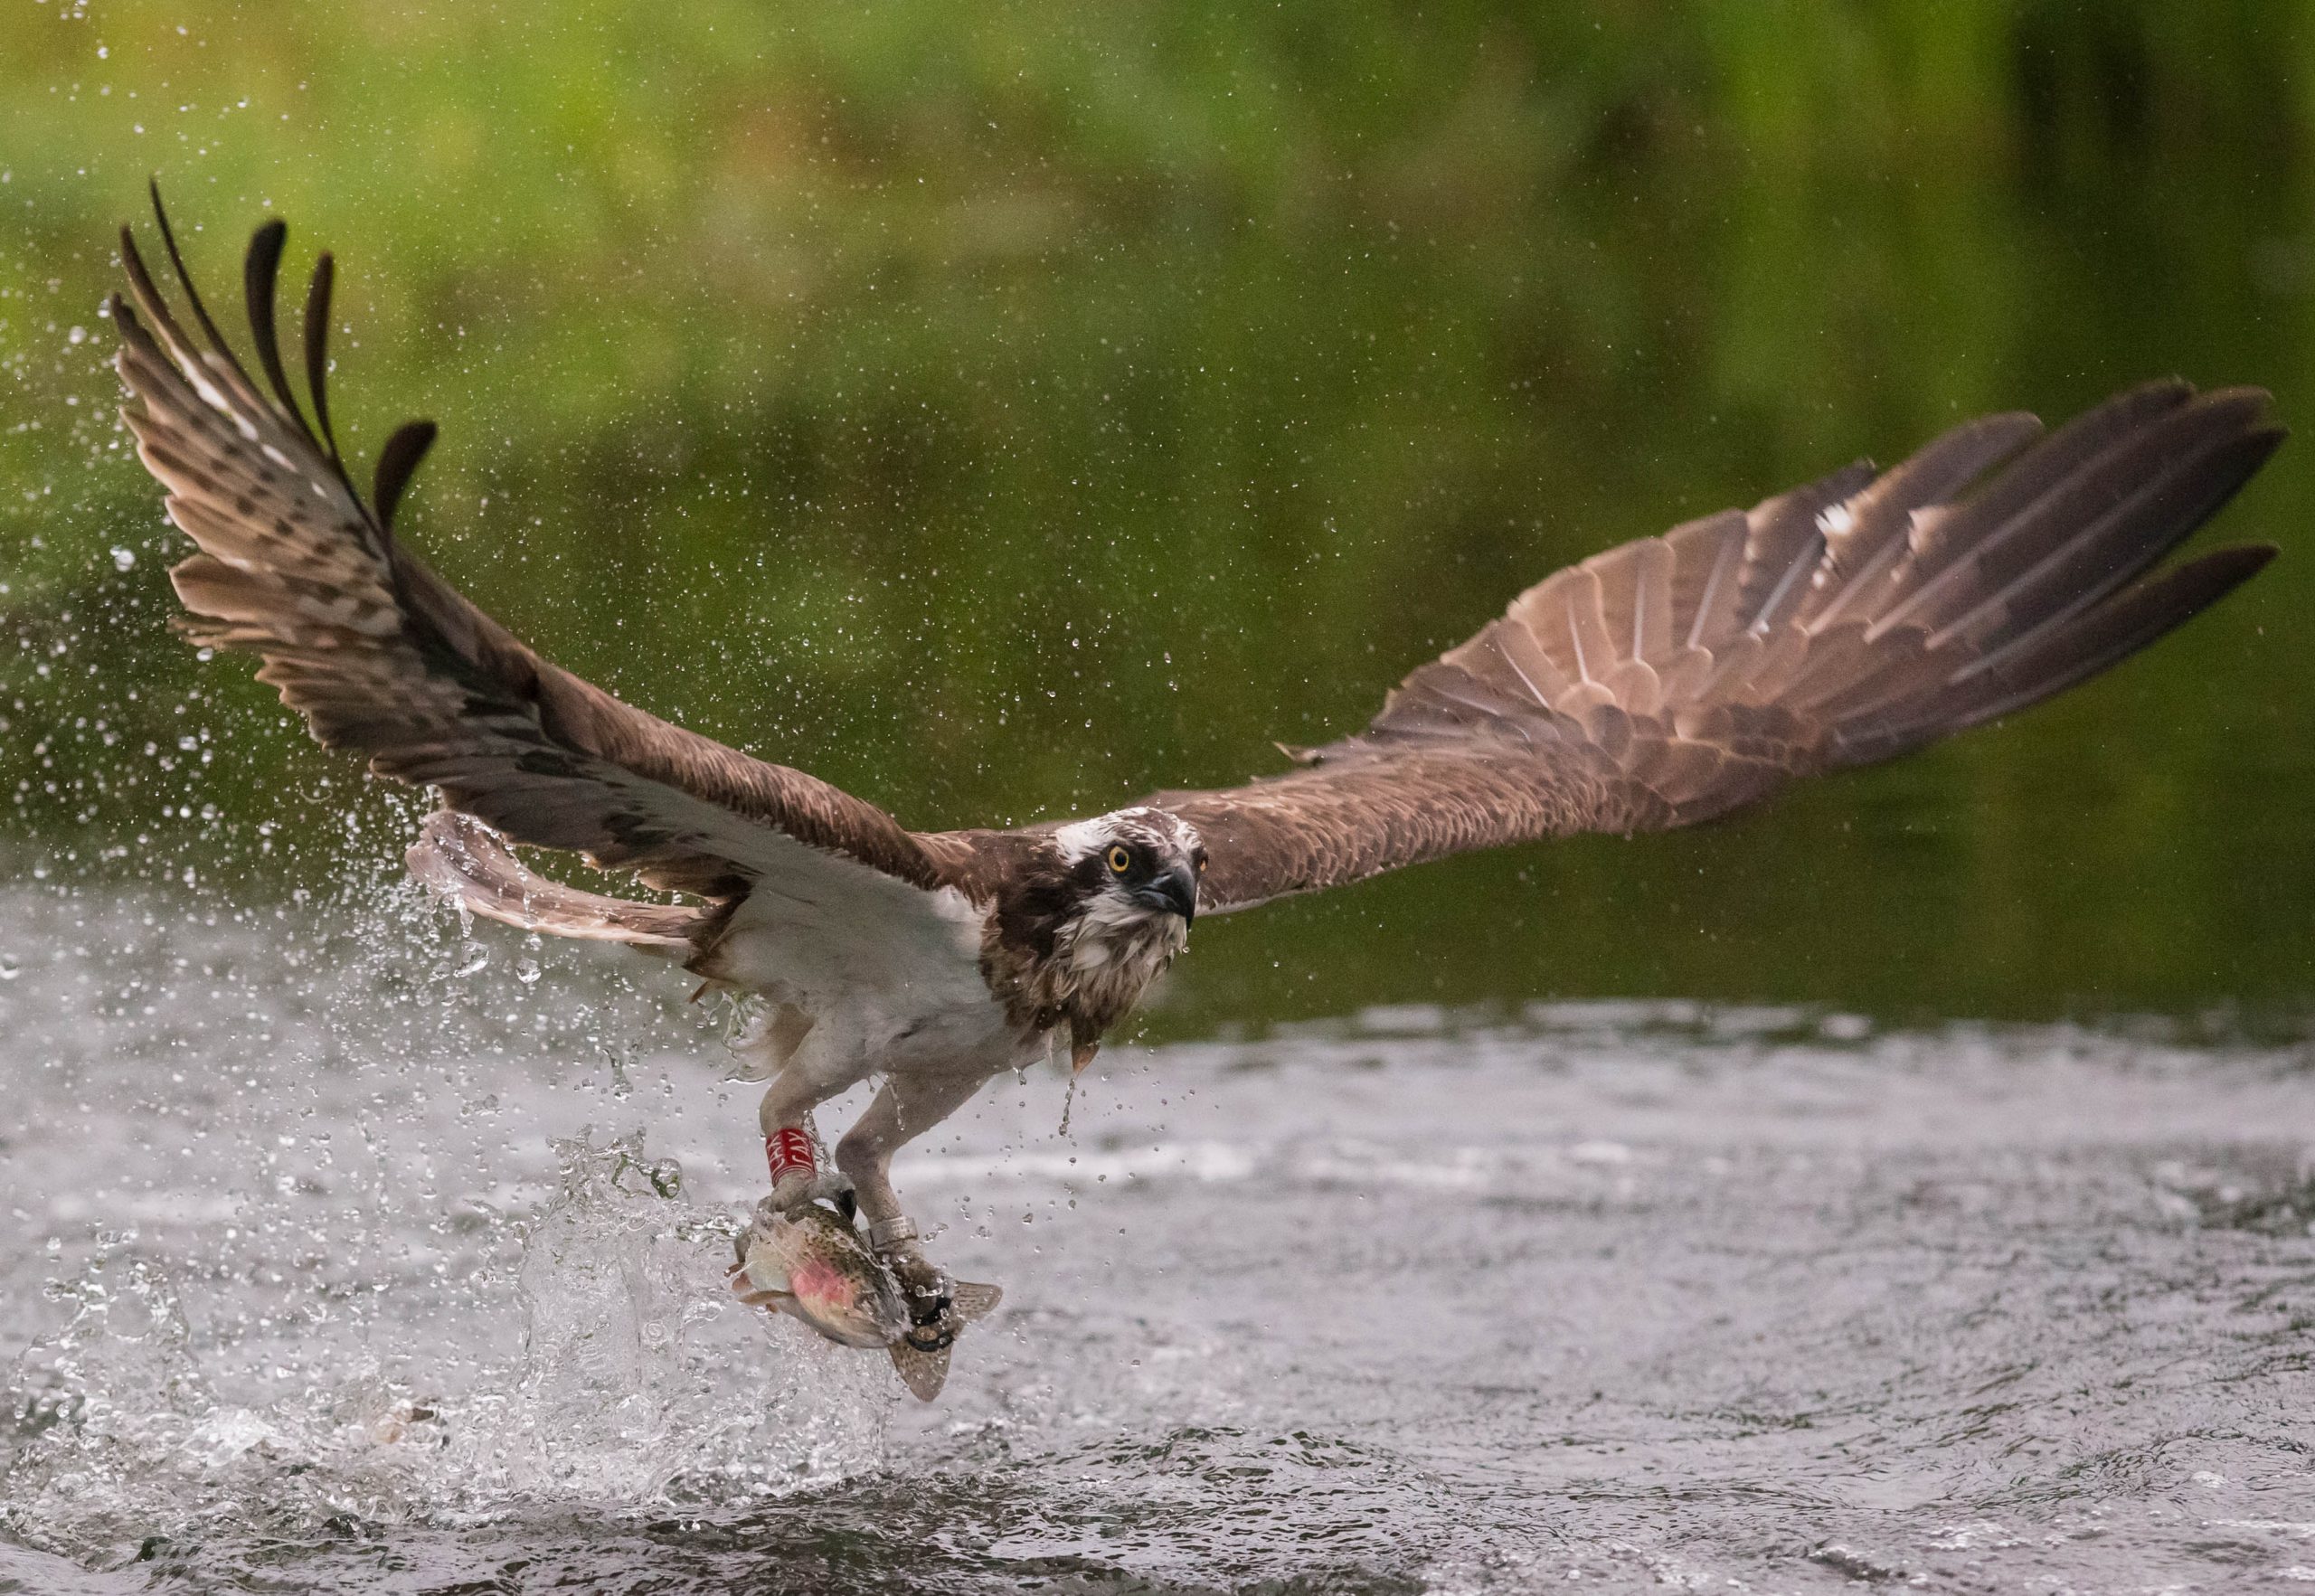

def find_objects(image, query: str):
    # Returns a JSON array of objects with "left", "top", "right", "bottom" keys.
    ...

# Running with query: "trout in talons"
[{"left": 729, "top": 1198, "right": 1002, "bottom": 1401}]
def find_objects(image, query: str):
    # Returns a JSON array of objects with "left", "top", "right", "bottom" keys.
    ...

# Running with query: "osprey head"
[
  {"left": 982, "top": 807, "right": 1209, "bottom": 1062},
  {"left": 1051, "top": 807, "right": 1205, "bottom": 930}
]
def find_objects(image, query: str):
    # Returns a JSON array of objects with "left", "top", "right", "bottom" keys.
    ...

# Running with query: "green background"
[{"left": 3, "top": 1, "right": 2311, "bottom": 1033}]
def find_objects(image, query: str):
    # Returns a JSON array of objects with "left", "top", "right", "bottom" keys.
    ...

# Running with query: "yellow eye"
[{"left": 1105, "top": 845, "right": 1131, "bottom": 874}]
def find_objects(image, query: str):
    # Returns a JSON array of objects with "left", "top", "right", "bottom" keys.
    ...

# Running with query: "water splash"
[
  {"left": 1, "top": 1134, "right": 890, "bottom": 1569},
  {"left": 487, "top": 1129, "right": 889, "bottom": 1499},
  {"left": 2, "top": 1240, "right": 223, "bottom": 1562}
]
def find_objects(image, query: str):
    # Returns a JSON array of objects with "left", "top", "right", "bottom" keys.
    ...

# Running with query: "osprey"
[{"left": 109, "top": 198, "right": 2282, "bottom": 1390}]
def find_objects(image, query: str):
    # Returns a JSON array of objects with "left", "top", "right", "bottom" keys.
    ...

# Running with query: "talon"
[
  {"left": 902, "top": 1318, "right": 957, "bottom": 1354},
  {"left": 881, "top": 1240, "right": 959, "bottom": 1348},
  {"left": 769, "top": 1169, "right": 816, "bottom": 1215},
  {"left": 770, "top": 1168, "right": 855, "bottom": 1218},
  {"left": 901, "top": 1283, "right": 957, "bottom": 1350}
]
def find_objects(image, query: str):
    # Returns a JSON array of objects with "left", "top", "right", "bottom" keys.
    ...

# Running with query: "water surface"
[{"left": 2, "top": 879, "right": 2309, "bottom": 1592}]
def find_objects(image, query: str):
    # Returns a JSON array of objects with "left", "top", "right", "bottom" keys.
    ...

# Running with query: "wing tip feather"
[{"left": 373, "top": 420, "right": 439, "bottom": 534}]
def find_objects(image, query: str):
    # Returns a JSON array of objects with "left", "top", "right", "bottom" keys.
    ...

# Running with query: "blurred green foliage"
[{"left": 3, "top": 0, "right": 2312, "bottom": 1029}]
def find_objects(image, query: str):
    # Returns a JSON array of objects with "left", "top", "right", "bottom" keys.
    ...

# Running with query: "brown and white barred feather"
[
  {"left": 109, "top": 191, "right": 961, "bottom": 946},
  {"left": 404, "top": 810, "right": 701, "bottom": 949},
  {"left": 1158, "top": 382, "right": 2280, "bottom": 911}
]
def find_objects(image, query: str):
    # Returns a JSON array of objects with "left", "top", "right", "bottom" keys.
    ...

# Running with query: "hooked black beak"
[{"left": 1134, "top": 865, "right": 1199, "bottom": 925}]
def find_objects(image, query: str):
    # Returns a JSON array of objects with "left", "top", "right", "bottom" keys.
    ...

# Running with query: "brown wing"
[
  {"left": 111, "top": 193, "right": 945, "bottom": 906},
  {"left": 1152, "top": 384, "right": 2282, "bottom": 912}
]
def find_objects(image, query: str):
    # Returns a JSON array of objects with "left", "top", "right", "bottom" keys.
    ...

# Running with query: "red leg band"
[{"left": 767, "top": 1128, "right": 817, "bottom": 1184}]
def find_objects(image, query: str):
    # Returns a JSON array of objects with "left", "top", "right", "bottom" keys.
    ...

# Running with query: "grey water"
[{"left": 1, "top": 872, "right": 2309, "bottom": 1594}]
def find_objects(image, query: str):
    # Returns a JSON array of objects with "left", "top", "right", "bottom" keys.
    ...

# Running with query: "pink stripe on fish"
[{"left": 789, "top": 1255, "right": 849, "bottom": 1311}]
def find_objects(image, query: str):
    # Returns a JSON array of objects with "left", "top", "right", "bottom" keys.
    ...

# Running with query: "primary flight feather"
[{"left": 108, "top": 194, "right": 2282, "bottom": 1397}]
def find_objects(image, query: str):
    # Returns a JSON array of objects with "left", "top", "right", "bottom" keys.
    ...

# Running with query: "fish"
[
  {"left": 730, "top": 1198, "right": 908, "bottom": 1349},
  {"left": 728, "top": 1198, "right": 1004, "bottom": 1399}
]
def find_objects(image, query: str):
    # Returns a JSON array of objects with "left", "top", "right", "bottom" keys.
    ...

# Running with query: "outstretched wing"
[
  {"left": 1152, "top": 384, "right": 2282, "bottom": 912},
  {"left": 110, "top": 193, "right": 950, "bottom": 920}
]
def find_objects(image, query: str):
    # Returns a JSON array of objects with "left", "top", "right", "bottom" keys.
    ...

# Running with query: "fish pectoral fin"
[
  {"left": 950, "top": 1280, "right": 1003, "bottom": 1323},
  {"left": 888, "top": 1339, "right": 952, "bottom": 1402}
]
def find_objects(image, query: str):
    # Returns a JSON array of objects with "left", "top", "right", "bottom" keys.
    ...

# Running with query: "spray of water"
[
  {"left": 4, "top": 1128, "right": 891, "bottom": 1565},
  {"left": 0, "top": 865, "right": 894, "bottom": 1571}
]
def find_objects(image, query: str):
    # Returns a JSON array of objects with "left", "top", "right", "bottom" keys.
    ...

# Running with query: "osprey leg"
[
  {"left": 756, "top": 1070, "right": 849, "bottom": 1214},
  {"left": 836, "top": 1069, "right": 993, "bottom": 1318}
]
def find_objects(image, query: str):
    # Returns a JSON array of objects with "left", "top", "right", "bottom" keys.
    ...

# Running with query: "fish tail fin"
[
  {"left": 950, "top": 1280, "right": 1003, "bottom": 1322},
  {"left": 889, "top": 1340, "right": 951, "bottom": 1402}
]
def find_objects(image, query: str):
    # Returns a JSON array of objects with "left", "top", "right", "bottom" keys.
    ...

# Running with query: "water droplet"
[
  {"left": 454, "top": 944, "right": 489, "bottom": 977},
  {"left": 109, "top": 546, "right": 136, "bottom": 571},
  {"left": 0, "top": 955, "right": 19, "bottom": 981},
  {"left": 515, "top": 957, "right": 542, "bottom": 986}
]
